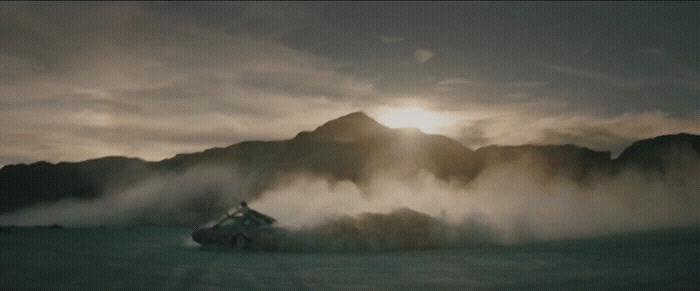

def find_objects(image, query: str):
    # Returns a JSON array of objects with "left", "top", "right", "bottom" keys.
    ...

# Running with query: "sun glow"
[{"left": 375, "top": 107, "right": 446, "bottom": 134}]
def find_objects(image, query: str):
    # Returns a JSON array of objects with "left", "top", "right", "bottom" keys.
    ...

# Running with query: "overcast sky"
[{"left": 1, "top": 2, "right": 698, "bottom": 166}]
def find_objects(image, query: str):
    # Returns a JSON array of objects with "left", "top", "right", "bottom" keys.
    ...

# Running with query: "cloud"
[
  {"left": 145, "top": 2, "right": 318, "bottom": 39},
  {"left": 544, "top": 64, "right": 644, "bottom": 87},
  {"left": 544, "top": 64, "right": 699, "bottom": 91},
  {"left": 0, "top": 3, "right": 697, "bottom": 168},
  {"left": 0, "top": 3, "right": 376, "bottom": 166},
  {"left": 380, "top": 35, "right": 404, "bottom": 44},
  {"left": 433, "top": 77, "right": 481, "bottom": 92},
  {"left": 639, "top": 47, "right": 666, "bottom": 57},
  {"left": 0, "top": 52, "right": 43, "bottom": 81},
  {"left": 504, "top": 81, "right": 550, "bottom": 88},
  {"left": 438, "top": 77, "right": 472, "bottom": 86},
  {"left": 453, "top": 107, "right": 700, "bottom": 155},
  {"left": 414, "top": 49, "right": 434, "bottom": 64}
]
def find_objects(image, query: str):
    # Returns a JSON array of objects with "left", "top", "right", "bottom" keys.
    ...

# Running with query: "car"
[{"left": 191, "top": 213, "right": 281, "bottom": 251}]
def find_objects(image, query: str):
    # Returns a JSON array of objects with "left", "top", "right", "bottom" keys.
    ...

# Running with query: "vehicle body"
[{"left": 191, "top": 213, "right": 281, "bottom": 251}]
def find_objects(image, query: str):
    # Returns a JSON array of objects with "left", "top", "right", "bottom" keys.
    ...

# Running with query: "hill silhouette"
[{"left": 1, "top": 112, "right": 698, "bottom": 223}]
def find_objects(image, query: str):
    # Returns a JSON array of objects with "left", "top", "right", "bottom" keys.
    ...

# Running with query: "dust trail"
[
  {"left": 1, "top": 153, "right": 698, "bottom": 250},
  {"left": 0, "top": 166, "right": 252, "bottom": 227}
]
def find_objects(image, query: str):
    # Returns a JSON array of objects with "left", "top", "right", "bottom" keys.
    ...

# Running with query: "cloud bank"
[{"left": 1, "top": 2, "right": 698, "bottom": 167}]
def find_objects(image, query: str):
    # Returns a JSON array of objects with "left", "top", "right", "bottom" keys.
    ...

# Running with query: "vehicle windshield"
[
  {"left": 215, "top": 212, "right": 274, "bottom": 229},
  {"left": 217, "top": 216, "right": 242, "bottom": 228}
]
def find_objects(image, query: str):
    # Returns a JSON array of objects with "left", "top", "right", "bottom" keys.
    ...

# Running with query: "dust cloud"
[
  {"left": 1, "top": 155, "right": 698, "bottom": 249},
  {"left": 251, "top": 163, "right": 699, "bottom": 250},
  {"left": 0, "top": 166, "right": 253, "bottom": 227}
]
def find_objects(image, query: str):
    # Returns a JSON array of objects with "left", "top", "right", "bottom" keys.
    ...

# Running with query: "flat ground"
[{"left": 1, "top": 227, "right": 697, "bottom": 289}]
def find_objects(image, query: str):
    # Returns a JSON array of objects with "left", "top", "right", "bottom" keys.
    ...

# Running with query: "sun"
[{"left": 375, "top": 107, "right": 445, "bottom": 134}]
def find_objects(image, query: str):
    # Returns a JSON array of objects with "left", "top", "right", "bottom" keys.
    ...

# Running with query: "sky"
[{"left": 0, "top": 2, "right": 698, "bottom": 166}]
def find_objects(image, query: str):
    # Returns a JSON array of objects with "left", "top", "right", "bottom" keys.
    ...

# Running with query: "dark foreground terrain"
[{"left": 1, "top": 226, "right": 697, "bottom": 289}]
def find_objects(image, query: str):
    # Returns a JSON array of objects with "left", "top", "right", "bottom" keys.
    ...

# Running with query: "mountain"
[
  {"left": 616, "top": 133, "right": 700, "bottom": 172},
  {"left": 1, "top": 112, "right": 698, "bottom": 224}
]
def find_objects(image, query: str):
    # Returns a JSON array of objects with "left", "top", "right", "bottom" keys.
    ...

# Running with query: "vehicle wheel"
[{"left": 234, "top": 234, "right": 246, "bottom": 250}]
